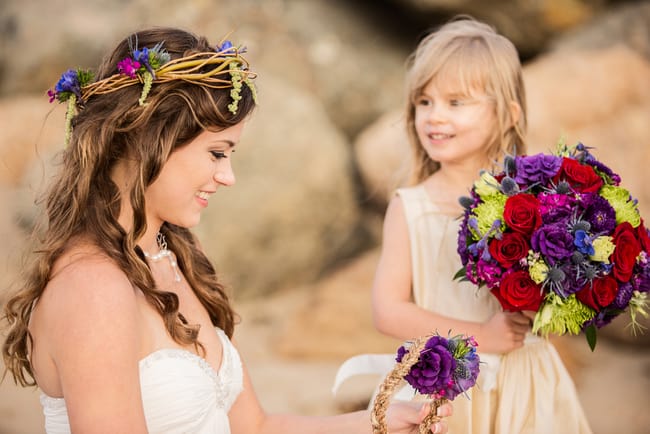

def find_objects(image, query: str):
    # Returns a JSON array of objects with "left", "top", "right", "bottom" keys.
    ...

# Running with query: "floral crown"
[{"left": 47, "top": 39, "right": 257, "bottom": 146}]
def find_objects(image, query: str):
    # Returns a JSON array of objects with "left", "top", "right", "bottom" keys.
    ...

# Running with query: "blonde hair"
[
  {"left": 2, "top": 27, "right": 256, "bottom": 386},
  {"left": 405, "top": 16, "right": 527, "bottom": 184}
]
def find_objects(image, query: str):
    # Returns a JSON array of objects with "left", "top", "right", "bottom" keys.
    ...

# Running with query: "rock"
[
  {"left": 525, "top": 45, "right": 650, "bottom": 220},
  {"left": 274, "top": 248, "right": 401, "bottom": 359},
  {"left": 195, "top": 72, "right": 364, "bottom": 298}
]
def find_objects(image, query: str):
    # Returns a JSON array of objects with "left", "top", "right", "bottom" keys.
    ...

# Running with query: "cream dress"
[
  {"left": 395, "top": 185, "right": 593, "bottom": 434},
  {"left": 40, "top": 328, "right": 243, "bottom": 434},
  {"left": 334, "top": 185, "right": 593, "bottom": 434}
]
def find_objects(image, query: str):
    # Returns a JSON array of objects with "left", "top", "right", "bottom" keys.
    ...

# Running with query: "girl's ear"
[{"left": 508, "top": 101, "right": 522, "bottom": 127}]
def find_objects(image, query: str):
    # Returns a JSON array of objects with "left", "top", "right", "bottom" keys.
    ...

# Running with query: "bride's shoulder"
[{"left": 38, "top": 240, "right": 137, "bottom": 321}]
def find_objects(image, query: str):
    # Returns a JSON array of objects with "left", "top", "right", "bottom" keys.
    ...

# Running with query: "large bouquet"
[
  {"left": 456, "top": 142, "right": 649, "bottom": 350},
  {"left": 371, "top": 333, "right": 480, "bottom": 434}
]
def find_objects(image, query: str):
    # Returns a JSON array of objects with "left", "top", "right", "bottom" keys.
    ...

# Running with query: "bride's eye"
[{"left": 210, "top": 151, "right": 227, "bottom": 160}]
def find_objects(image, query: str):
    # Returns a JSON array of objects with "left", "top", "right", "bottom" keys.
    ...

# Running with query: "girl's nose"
[
  {"left": 427, "top": 102, "right": 447, "bottom": 122},
  {"left": 214, "top": 161, "right": 236, "bottom": 186}
]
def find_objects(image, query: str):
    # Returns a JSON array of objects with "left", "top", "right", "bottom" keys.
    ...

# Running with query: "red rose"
[
  {"left": 491, "top": 270, "right": 544, "bottom": 312},
  {"left": 488, "top": 232, "right": 530, "bottom": 267},
  {"left": 636, "top": 219, "right": 650, "bottom": 253},
  {"left": 553, "top": 157, "right": 603, "bottom": 193},
  {"left": 576, "top": 275, "right": 619, "bottom": 311},
  {"left": 611, "top": 222, "right": 642, "bottom": 282},
  {"left": 503, "top": 194, "right": 542, "bottom": 235}
]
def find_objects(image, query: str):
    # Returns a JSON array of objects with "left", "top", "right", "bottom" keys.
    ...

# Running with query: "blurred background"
[{"left": 1, "top": 0, "right": 649, "bottom": 433}]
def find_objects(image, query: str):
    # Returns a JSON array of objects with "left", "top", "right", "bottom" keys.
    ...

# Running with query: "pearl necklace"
[{"left": 143, "top": 232, "right": 182, "bottom": 282}]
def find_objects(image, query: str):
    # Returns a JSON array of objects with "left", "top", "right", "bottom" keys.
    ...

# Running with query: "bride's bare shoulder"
[{"left": 36, "top": 239, "right": 138, "bottom": 322}]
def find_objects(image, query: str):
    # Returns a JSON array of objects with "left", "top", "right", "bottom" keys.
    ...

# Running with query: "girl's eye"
[
  {"left": 210, "top": 150, "right": 227, "bottom": 160},
  {"left": 449, "top": 99, "right": 464, "bottom": 107},
  {"left": 416, "top": 98, "right": 431, "bottom": 106}
]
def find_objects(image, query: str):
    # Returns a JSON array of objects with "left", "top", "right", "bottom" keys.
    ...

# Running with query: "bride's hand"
[{"left": 386, "top": 401, "right": 452, "bottom": 433}]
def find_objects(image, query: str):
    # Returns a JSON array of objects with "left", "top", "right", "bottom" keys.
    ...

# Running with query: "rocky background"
[{"left": 1, "top": 0, "right": 649, "bottom": 433}]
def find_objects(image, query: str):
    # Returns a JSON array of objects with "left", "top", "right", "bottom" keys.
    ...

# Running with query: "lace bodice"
[{"left": 41, "top": 328, "right": 243, "bottom": 434}]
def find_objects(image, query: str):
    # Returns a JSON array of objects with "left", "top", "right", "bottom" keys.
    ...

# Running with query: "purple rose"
[
  {"left": 397, "top": 336, "right": 456, "bottom": 396},
  {"left": 514, "top": 154, "right": 562, "bottom": 185},
  {"left": 531, "top": 223, "right": 574, "bottom": 265}
]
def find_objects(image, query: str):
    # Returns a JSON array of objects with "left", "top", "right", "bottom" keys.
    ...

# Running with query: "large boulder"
[{"left": 196, "top": 72, "right": 363, "bottom": 298}]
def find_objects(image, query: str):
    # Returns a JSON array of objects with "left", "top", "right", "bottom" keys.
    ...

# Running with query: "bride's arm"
[
  {"left": 33, "top": 257, "right": 149, "bottom": 433},
  {"left": 228, "top": 341, "right": 450, "bottom": 434}
]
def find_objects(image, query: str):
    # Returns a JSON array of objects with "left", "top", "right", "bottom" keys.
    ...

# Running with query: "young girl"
[
  {"left": 1, "top": 27, "right": 451, "bottom": 434},
  {"left": 371, "top": 17, "right": 593, "bottom": 434}
]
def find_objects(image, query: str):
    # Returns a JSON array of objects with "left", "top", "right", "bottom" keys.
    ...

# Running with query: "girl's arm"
[
  {"left": 228, "top": 339, "right": 450, "bottom": 434},
  {"left": 371, "top": 196, "right": 529, "bottom": 354},
  {"left": 33, "top": 257, "right": 149, "bottom": 434}
]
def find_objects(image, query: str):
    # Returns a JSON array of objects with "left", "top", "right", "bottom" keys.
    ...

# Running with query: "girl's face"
[
  {"left": 414, "top": 78, "right": 497, "bottom": 170},
  {"left": 145, "top": 122, "right": 246, "bottom": 229}
]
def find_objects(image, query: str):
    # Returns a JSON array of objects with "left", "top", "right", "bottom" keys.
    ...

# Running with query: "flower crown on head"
[{"left": 47, "top": 38, "right": 257, "bottom": 147}]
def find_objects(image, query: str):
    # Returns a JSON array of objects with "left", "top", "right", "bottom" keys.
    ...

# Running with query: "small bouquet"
[
  {"left": 371, "top": 333, "right": 480, "bottom": 434},
  {"left": 456, "top": 142, "right": 650, "bottom": 350}
]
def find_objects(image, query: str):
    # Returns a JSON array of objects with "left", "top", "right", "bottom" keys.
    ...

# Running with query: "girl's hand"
[
  {"left": 479, "top": 311, "right": 532, "bottom": 354},
  {"left": 386, "top": 401, "right": 452, "bottom": 433}
]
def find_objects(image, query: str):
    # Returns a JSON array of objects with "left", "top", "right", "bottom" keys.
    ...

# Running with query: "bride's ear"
[{"left": 508, "top": 101, "right": 522, "bottom": 127}]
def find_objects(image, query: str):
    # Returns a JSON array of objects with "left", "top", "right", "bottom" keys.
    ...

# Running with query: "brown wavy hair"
[
  {"left": 405, "top": 16, "right": 527, "bottom": 185},
  {"left": 2, "top": 27, "right": 257, "bottom": 386}
]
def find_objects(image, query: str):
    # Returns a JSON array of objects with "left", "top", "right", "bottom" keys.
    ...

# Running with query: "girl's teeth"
[{"left": 197, "top": 191, "right": 209, "bottom": 200}]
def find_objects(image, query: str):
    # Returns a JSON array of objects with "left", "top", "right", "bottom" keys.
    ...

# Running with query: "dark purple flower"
[
  {"left": 633, "top": 262, "right": 650, "bottom": 293},
  {"left": 531, "top": 223, "right": 574, "bottom": 265},
  {"left": 447, "top": 351, "right": 480, "bottom": 400},
  {"left": 583, "top": 154, "right": 621, "bottom": 185},
  {"left": 398, "top": 336, "right": 456, "bottom": 396},
  {"left": 560, "top": 264, "right": 587, "bottom": 295},
  {"left": 580, "top": 194, "right": 617, "bottom": 234},
  {"left": 457, "top": 219, "right": 472, "bottom": 265},
  {"left": 514, "top": 154, "right": 562, "bottom": 185},
  {"left": 611, "top": 281, "right": 634, "bottom": 310},
  {"left": 583, "top": 308, "right": 617, "bottom": 329},
  {"left": 475, "top": 259, "right": 503, "bottom": 288},
  {"left": 538, "top": 193, "right": 574, "bottom": 223}
]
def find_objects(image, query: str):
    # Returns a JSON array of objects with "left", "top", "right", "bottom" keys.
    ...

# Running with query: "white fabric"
[{"left": 41, "top": 328, "right": 243, "bottom": 434}]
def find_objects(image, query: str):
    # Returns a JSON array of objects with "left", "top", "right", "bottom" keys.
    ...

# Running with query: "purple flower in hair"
[
  {"left": 117, "top": 57, "right": 141, "bottom": 78},
  {"left": 216, "top": 40, "right": 234, "bottom": 52}
]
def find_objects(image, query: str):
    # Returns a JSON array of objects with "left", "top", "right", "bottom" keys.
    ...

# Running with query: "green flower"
[
  {"left": 227, "top": 62, "right": 244, "bottom": 114},
  {"left": 599, "top": 185, "right": 641, "bottom": 228},
  {"left": 138, "top": 71, "right": 153, "bottom": 106},
  {"left": 473, "top": 171, "right": 500, "bottom": 198},
  {"left": 527, "top": 251, "right": 549, "bottom": 284},
  {"left": 627, "top": 290, "right": 649, "bottom": 336},
  {"left": 589, "top": 236, "right": 615, "bottom": 263},
  {"left": 471, "top": 193, "right": 507, "bottom": 237},
  {"left": 532, "top": 293, "right": 596, "bottom": 337}
]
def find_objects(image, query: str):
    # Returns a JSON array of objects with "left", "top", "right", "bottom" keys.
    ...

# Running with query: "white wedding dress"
[{"left": 40, "top": 328, "right": 243, "bottom": 434}]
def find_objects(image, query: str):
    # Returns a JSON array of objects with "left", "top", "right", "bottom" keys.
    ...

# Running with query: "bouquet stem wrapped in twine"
[{"left": 370, "top": 335, "right": 447, "bottom": 434}]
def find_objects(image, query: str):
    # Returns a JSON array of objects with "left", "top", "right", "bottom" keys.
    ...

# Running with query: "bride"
[{"left": 2, "top": 27, "right": 450, "bottom": 433}]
